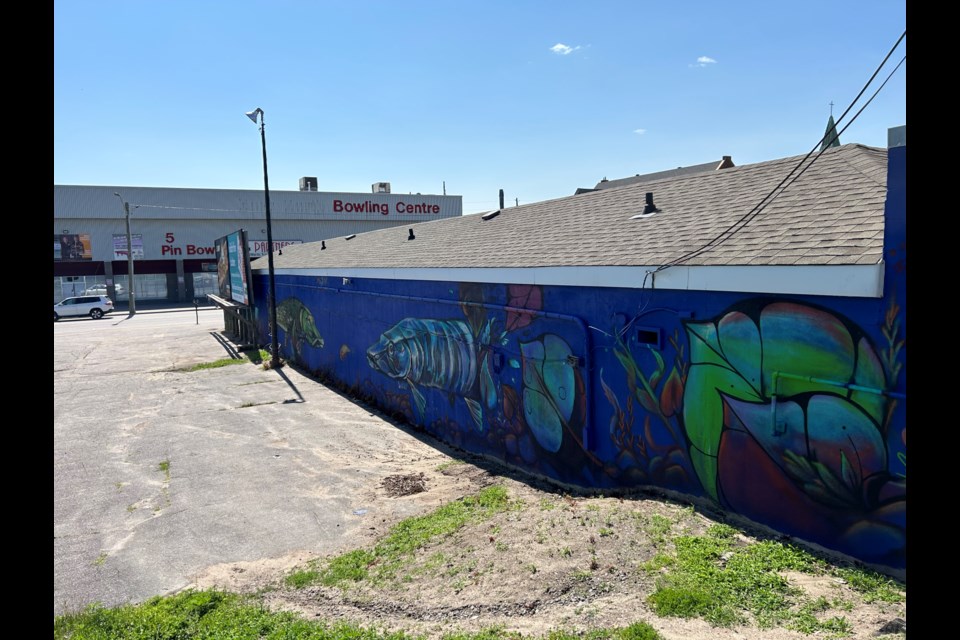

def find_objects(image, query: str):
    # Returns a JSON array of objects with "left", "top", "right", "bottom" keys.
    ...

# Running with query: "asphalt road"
[{"left": 53, "top": 306, "right": 459, "bottom": 617}]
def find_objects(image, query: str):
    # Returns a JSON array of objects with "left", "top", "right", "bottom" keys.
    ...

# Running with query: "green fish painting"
[{"left": 275, "top": 297, "right": 324, "bottom": 359}]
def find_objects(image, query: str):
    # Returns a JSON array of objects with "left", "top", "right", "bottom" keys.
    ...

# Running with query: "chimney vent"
[
  {"left": 299, "top": 177, "right": 318, "bottom": 191},
  {"left": 716, "top": 156, "right": 735, "bottom": 170}
]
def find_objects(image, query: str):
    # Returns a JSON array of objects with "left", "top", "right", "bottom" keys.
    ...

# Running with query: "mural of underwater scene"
[
  {"left": 364, "top": 283, "right": 610, "bottom": 487},
  {"left": 681, "top": 299, "right": 905, "bottom": 567}
]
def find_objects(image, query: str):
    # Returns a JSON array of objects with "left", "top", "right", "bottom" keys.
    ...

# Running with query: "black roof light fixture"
[
  {"left": 630, "top": 192, "right": 661, "bottom": 220},
  {"left": 321, "top": 241, "right": 326, "bottom": 250},
  {"left": 408, "top": 228, "right": 415, "bottom": 240},
  {"left": 481, "top": 210, "right": 500, "bottom": 221},
  {"left": 345, "top": 234, "right": 356, "bottom": 240}
]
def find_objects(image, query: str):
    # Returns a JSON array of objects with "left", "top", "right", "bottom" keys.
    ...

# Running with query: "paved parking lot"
[{"left": 53, "top": 307, "right": 462, "bottom": 616}]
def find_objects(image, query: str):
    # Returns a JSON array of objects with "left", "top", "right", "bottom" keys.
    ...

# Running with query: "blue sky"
[{"left": 54, "top": 1, "right": 906, "bottom": 214}]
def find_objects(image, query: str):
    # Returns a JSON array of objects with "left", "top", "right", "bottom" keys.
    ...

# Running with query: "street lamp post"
[
  {"left": 113, "top": 192, "right": 136, "bottom": 316},
  {"left": 245, "top": 107, "right": 281, "bottom": 369}
]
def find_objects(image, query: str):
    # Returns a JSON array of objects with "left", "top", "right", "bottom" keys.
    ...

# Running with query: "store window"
[{"left": 192, "top": 273, "right": 220, "bottom": 299}]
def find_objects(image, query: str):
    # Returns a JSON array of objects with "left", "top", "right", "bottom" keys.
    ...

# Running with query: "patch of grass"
[
  {"left": 435, "top": 460, "right": 464, "bottom": 472},
  {"left": 832, "top": 566, "right": 905, "bottom": 603},
  {"left": 53, "top": 589, "right": 420, "bottom": 640},
  {"left": 285, "top": 566, "right": 322, "bottom": 589},
  {"left": 241, "top": 348, "right": 271, "bottom": 364},
  {"left": 787, "top": 597, "right": 853, "bottom": 636},
  {"left": 289, "top": 485, "right": 515, "bottom": 590},
  {"left": 645, "top": 514, "right": 673, "bottom": 547},
  {"left": 92, "top": 553, "right": 107, "bottom": 567},
  {"left": 646, "top": 524, "right": 844, "bottom": 629},
  {"left": 181, "top": 349, "right": 270, "bottom": 372},
  {"left": 184, "top": 357, "right": 245, "bottom": 371}
]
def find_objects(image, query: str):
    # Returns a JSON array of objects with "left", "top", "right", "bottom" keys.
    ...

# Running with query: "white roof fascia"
[{"left": 262, "top": 264, "right": 884, "bottom": 298}]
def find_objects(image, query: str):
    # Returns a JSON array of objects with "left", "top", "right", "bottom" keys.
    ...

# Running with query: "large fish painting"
[
  {"left": 276, "top": 297, "right": 325, "bottom": 359},
  {"left": 367, "top": 317, "right": 498, "bottom": 431}
]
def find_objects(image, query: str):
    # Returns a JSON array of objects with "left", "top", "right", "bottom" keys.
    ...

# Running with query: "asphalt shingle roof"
[{"left": 264, "top": 143, "right": 888, "bottom": 271}]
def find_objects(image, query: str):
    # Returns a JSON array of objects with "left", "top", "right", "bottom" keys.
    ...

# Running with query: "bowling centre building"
[{"left": 53, "top": 181, "right": 463, "bottom": 304}]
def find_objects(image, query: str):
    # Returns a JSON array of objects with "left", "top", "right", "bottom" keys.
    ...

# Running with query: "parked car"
[
  {"left": 54, "top": 295, "right": 115, "bottom": 321},
  {"left": 82, "top": 283, "right": 125, "bottom": 296}
]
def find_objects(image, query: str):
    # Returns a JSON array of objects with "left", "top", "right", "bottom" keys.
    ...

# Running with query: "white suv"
[{"left": 54, "top": 295, "right": 115, "bottom": 321}]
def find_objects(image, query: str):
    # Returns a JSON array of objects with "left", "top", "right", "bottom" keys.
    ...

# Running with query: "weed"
[
  {"left": 599, "top": 528, "right": 614, "bottom": 537},
  {"left": 284, "top": 568, "right": 321, "bottom": 589},
  {"left": 832, "top": 567, "right": 905, "bottom": 603},
  {"left": 158, "top": 460, "right": 170, "bottom": 475},
  {"left": 435, "top": 460, "right": 463, "bottom": 472},
  {"left": 560, "top": 547, "right": 573, "bottom": 558},
  {"left": 539, "top": 498, "right": 557, "bottom": 511},
  {"left": 494, "top": 541, "right": 509, "bottom": 552},
  {"left": 92, "top": 553, "right": 107, "bottom": 567}
]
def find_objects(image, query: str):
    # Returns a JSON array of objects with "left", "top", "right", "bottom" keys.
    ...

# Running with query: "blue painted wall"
[{"left": 254, "top": 144, "right": 906, "bottom": 572}]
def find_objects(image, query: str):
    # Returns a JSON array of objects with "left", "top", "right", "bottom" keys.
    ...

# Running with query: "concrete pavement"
[{"left": 54, "top": 306, "right": 464, "bottom": 616}]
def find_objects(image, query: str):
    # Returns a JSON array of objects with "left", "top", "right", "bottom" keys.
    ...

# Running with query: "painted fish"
[
  {"left": 275, "top": 297, "right": 325, "bottom": 356},
  {"left": 367, "top": 317, "right": 498, "bottom": 431}
]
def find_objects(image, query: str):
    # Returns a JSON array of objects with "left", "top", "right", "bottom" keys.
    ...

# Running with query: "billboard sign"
[
  {"left": 55, "top": 234, "right": 92, "bottom": 261},
  {"left": 214, "top": 229, "right": 253, "bottom": 306},
  {"left": 112, "top": 234, "right": 144, "bottom": 260}
]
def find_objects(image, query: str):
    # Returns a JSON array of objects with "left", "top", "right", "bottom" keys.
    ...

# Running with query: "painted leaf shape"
[
  {"left": 724, "top": 394, "right": 886, "bottom": 508},
  {"left": 506, "top": 284, "right": 543, "bottom": 332},
  {"left": 716, "top": 311, "right": 762, "bottom": 397},
  {"left": 683, "top": 302, "right": 890, "bottom": 503},
  {"left": 682, "top": 328, "right": 763, "bottom": 500},
  {"left": 851, "top": 337, "right": 887, "bottom": 425},
  {"left": 520, "top": 334, "right": 575, "bottom": 453},
  {"left": 805, "top": 394, "right": 887, "bottom": 480},
  {"left": 659, "top": 367, "right": 684, "bottom": 417},
  {"left": 760, "top": 302, "right": 855, "bottom": 397}
]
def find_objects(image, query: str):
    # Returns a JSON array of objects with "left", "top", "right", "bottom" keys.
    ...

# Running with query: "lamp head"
[{"left": 245, "top": 108, "right": 263, "bottom": 124}]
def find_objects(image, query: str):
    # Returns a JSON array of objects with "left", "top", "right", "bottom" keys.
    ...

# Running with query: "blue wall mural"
[{"left": 256, "top": 145, "right": 906, "bottom": 572}]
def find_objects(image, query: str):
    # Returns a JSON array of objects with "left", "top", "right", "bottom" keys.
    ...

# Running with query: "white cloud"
[
  {"left": 690, "top": 55, "right": 717, "bottom": 68},
  {"left": 633, "top": 129, "right": 647, "bottom": 135},
  {"left": 550, "top": 43, "right": 581, "bottom": 55}
]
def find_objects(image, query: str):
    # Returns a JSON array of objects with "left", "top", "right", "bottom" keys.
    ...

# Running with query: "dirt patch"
[
  {"left": 189, "top": 457, "right": 906, "bottom": 640},
  {"left": 382, "top": 473, "right": 428, "bottom": 497}
]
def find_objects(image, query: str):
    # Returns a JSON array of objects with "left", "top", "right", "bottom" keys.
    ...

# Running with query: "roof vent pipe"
[
  {"left": 643, "top": 192, "right": 660, "bottom": 215},
  {"left": 408, "top": 228, "right": 415, "bottom": 240},
  {"left": 499, "top": 189, "right": 505, "bottom": 210}
]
